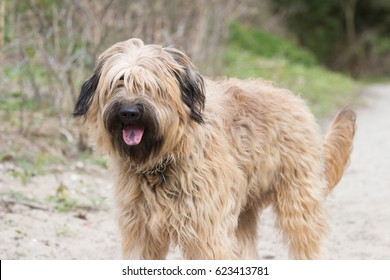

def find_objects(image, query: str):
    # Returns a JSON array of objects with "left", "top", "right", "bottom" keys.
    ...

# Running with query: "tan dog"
[{"left": 74, "top": 38, "right": 356, "bottom": 259}]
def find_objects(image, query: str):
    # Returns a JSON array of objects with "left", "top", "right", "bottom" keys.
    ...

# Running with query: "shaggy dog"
[{"left": 74, "top": 38, "right": 356, "bottom": 259}]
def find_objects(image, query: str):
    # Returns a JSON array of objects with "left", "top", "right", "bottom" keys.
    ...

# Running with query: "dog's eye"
[{"left": 119, "top": 75, "right": 124, "bottom": 81}]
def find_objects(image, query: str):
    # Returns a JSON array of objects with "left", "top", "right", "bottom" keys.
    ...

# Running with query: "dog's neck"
[{"left": 140, "top": 155, "right": 174, "bottom": 182}]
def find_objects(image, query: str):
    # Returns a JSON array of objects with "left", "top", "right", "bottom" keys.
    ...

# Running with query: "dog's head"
[{"left": 74, "top": 38, "right": 205, "bottom": 163}]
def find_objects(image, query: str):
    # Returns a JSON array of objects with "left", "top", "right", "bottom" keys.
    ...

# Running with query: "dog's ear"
[
  {"left": 165, "top": 47, "right": 205, "bottom": 124},
  {"left": 73, "top": 62, "right": 103, "bottom": 117}
]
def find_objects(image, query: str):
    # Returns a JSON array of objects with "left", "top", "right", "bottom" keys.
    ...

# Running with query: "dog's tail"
[{"left": 324, "top": 107, "right": 356, "bottom": 194}]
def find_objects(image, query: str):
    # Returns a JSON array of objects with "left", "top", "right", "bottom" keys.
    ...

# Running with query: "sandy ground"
[{"left": 1, "top": 84, "right": 389, "bottom": 260}]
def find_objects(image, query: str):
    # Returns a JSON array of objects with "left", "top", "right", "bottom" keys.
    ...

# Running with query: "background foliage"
[
  {"left": 270, "top": 0, "right": 390, "bottom": 76},
  {"left": 0, "top": 0, "right": 388, "bottom": 157}
]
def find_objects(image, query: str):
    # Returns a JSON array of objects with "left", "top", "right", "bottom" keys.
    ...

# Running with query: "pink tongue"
[{"left": 122, "top": 125, "right": 144, "bottom": 146}]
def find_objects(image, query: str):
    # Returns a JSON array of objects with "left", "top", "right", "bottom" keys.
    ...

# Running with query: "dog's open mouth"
[{"left": 122, "top": 124, "right": 145, "bottom": 146}]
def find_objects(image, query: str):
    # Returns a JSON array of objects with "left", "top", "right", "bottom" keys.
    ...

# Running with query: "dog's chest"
[
  {"left": 141, "top": 175, "right": 182, "bottom": 205},
  {"left": 139, "top": 178, "right": 193, "bottom": 237}
]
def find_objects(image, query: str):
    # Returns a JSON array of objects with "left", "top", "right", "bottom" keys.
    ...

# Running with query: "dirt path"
[
  {"left": 1, "top": 84, "right": 389, "bottom": 259},
  {"left": 327, "top": 84, "right": 390, "bottom": 259}
]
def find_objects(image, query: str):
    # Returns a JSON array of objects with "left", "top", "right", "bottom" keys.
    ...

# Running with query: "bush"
[
  {"left": 228, "top": 21, "right": 317, "bottom": 66},
  {"left": 223, "top": 22, "right": 356, "bottom": 117}
]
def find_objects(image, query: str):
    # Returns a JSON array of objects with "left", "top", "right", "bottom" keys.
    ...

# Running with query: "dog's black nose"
[{"left": 119, "top": 106, "right": 141, "bottom": 123}]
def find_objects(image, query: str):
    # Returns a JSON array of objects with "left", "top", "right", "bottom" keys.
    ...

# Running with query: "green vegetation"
[
  {"left": 45, "top": 184, "right": 79, "bottom": 213},
  {"left": 223, "top": 22, "right": 356, "bottom": 117},
  {"left": 270, "top": 0, "right": 390, "bottom": 77},
  {"left": 9, "top": 154, "right": 63, "bottom": 184},
  {"left": 77, "top": 151, "right": 108, "bottom": 169},
  {"left": 228, "top": 22, "right": 317, "bottom": 66},
  {"left": 5, "top": 190, "right": 40, "bottom": 205}
]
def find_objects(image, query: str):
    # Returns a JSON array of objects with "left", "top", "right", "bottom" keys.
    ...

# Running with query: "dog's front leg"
[
  {"left": 180, "top": 229, "right": 239, "bottom": 260},
  {"left": 177, "top": 208, "right": 240, "bottom": 260},
  {"left": 120, "top": 220, "right": 170, "bottom": 260}
]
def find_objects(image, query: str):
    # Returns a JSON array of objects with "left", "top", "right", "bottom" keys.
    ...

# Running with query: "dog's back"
[{"left": 208, "top": 79, "right": 356, "bottom": 195}]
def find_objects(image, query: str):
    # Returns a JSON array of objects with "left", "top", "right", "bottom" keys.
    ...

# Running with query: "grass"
[
  {"left": 9, "top": 153, "right": 63, "bottom": 184},
  {"left": 77, "top": 151, "right": 108, "bottom": 169},
  {"left": 228, "top": 22, "right": 317, "bottom": 66},
  {"left": 4, "top": 190, "right": 40, "bottom": 205},
  {"left": 45, "top": 183, "right": 88, "bottom": 213},
  {"left": 223, "top": 22, "right": 357, "bottom": 117}
]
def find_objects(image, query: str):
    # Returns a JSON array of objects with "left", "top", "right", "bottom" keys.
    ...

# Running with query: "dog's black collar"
[{"left": 141, "top": 155, "right": 174, "bottom": 182}]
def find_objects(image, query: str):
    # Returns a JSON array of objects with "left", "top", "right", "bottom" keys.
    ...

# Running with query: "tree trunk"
[
  {"left": 0, "top": 0, "right": 5, "bottom": 48},
  {"left": 343, "top": 0, "right": 357, "bottom": 45}
]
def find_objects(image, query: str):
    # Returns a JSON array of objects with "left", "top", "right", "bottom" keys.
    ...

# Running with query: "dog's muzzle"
[
  {"left": 119, "top": 106, "right": 141, "bottom": 122},
  {"left": 103, "top": 99, "right": 164, "bottom": 162},
  {"left": 118, "top": 106, "right": 145, "bottom": 146}
]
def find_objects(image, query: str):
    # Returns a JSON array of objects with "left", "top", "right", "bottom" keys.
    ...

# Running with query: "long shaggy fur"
[{"left": 74, "top": 38, "right": 356, "bottom": 259}]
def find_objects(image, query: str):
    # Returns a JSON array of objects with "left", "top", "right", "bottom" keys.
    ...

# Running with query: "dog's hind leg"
[
  {"left": 235, "top": 206, "right": 260, "bottom": 259},
  {"left": 272, "top": 175, "right": 328, "bottom": 259}
]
